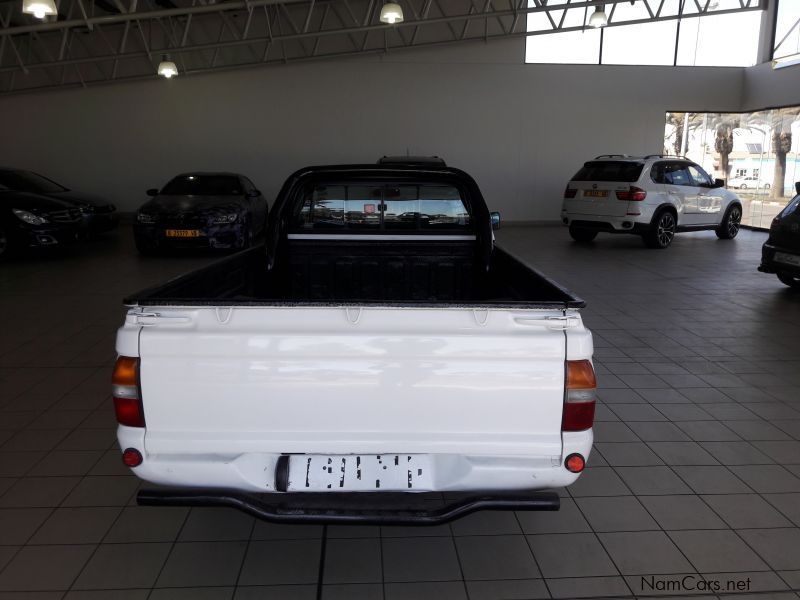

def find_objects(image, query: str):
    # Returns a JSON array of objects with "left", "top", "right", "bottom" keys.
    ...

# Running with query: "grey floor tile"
[
  {"left": 576, "top": 496, "right": 659, "bottom": 532},
  {"left": 27, "top": 451, "right": 102, "bottom": 477},
  {"left": 250, "top": 522, "right": 324, "bottom": 540},
  {"left": 464, "top": 579, "right": 548, "bottom": 600},
  {"left": 178, "top": 507, "right": 255, "bottom": 542},
  {"left": 383, "top": 582, "right": 467, "bottom": 600},
  {"left": 326, "top": 525, "right": 380, "bottom": 539},
  {"left": 449, "top": 510, "right": 520, "bottom": 536},
  {"left": 0, "top": 477, "right": 80, "bottom": 508},
  {"left": 655, "top": 405, "right": 715, "bottom": 422},
  {"left": 764, "top": 493, "right": 800, "bottom": 526},
  {"left": 517, "top": 498, "right": 591, "bottom": 534},
  {"left": 701, "top": 404, "right": 760, "bottom": 421},
  {"left": 0, "top": 508, "right": 51, "bottom": 545},
  {"left": 61, "top": 476, "right": 140, "bottom": 507},
  {"left": 546, "top": 575, "right": 630, "bottom": 599},
  {"left": 321, "top": 584, "right": 382, "bottom": 600},
  {"left": 606, "top": 405, "right": 667, "bottom": 422},
  {"left": 323, "top": 538, "right": 382, "bottom": 584},
  {"left": 455, "top": 535, "right": 539, "bottom": 581},
  {"left": 150, "top": 588, "right": 234, "bottom": 600},
  {"left": 639, "top": 389, "right": 692, "bottom": 404},
  {"left": 29, "top": 506, "right": 120, "bottom": 544},
  {"left": 751, "top": 440, "right": 800, "bottom": 463},
  {"left": 0, "top": 452, "right": 47, "bottom": 477},
  {"left": 702, "top": 494, "right": 794, "bottom": 528},
  {"left": 640, "top": 495, "right": 728, "bottom": 530},
  {"left": 157, "top": 541, "right": 248, "bottom": 587},
  {"left": 728, "top": 465, "right": 800, "bottom": 493},
  {"left": 696, "top": 570, "right": 790, "bottom": 596},
  {"left": 616, "top": 466, "right": 693, "bottom": 495},
  {"left": 526, "top": 533, "right": 618, "bottom": 578},
  {"left": 73, "top": 542, "right": 171, "bottom": 589},
  {"left": 672, "top": 466, "right": 753, "bottom": 494},
  {"left": 592, "top": 422, "right": 640, "bottom": 443},
  {"left": 0, "top": 545, "right": 95, "bottom": 591},
  {"left": 678, "top": 388, "right": 732, "bottom": 404},
  {"left": 104, "top": 506, "right": 188, "bottom": 543},
  {"left": 234, "top": 585, "right": 316, "bottom": 599},
  {"left": 595, "top": 442, "right": 664, "bottom": 466},
  {"left": 238, "top": 539, "right": 320, "bottom": 586},
  {"left": 700, "top": 441, "right": 774, "bottom": 465},
  {"left": 648, "top": 442, "right": 719, "bottom": 466},
  {"left": 677, "top": 421, "right": 742, "bottom": 442},
  {"left": 600, "top": 531, "right": 694, "bottom": 575},
  {"left": 667, "top": 530, "right": 769, "bottom": 572},
  {"left": 567, "top": 467, "right": 631, "bottom": 497},
  {"left": 627, "top": 422, "right": 691, "bottom": 442},
  {"left": 737, "top": 528, "right": 800, "bottom": 571},
  {"left": 381, "top": 537, "right": 461, "bottom": 583},
  {"left": 63, "top": 590, "right": 150, "bottom": 599}
]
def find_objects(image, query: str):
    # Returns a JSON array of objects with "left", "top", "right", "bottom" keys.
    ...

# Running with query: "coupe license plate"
[
  {"left": 165, "top": 229, "right": 201, "bottom": 238},
  {"left": 583, "top": 190, "right": 608, "bottom": 198},
  {"left": 287, "top": 454, "right": 433, "bottom": 492},
  {"left": 775, "top": 251, "right": 800, "bottom": 267}
]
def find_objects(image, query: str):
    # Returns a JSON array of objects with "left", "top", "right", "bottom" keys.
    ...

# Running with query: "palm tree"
[{"left": 769, "top": 108, "right": 800, "bottom": 199}]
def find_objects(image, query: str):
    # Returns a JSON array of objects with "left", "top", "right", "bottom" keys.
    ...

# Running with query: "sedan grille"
[{"left": 48, "top": 208, "right": 82, "bottom": 223}]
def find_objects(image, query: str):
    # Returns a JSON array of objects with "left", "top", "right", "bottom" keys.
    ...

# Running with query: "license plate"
[
  {"left": 287, "top": 454, "right": 433, "bottom": 492},
  {"left": 583, "top": 190, "right": 608, "bottom": 198},
  {"left": 165, "top": 229, "right": 201, "bottom": 238},
  {"left": 775, "top": 251, "right": 800, "bottom": 267}
]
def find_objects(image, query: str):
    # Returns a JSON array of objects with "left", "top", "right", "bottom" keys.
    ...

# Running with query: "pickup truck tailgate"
[{"left": 137, "top": 306, "right": 568, "bottom": 457}]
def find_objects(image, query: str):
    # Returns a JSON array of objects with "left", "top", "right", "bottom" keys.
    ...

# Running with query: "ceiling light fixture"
[
  {"left": 21, "top": 0, "right": 57, "bottom": 20},
  {"left": 380, "top": 2, "right": 403, "bottom": 24},
  {"left": 157, "top": 55, "right": 178, "bottom": 79},
  {"left": 589, "top": 5, "right": 608, "bottom": 28},
  {"left": 772, "top": 52, "right": 800, "bottom": 70}
]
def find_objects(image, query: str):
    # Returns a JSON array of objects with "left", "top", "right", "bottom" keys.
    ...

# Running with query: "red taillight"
[
  {"left": 564, "top": 186, "right": 577, "bottom": 199},
  {"left": 122, "top": 448, "right": 143, "bottom": 467},
  {"left": 565, "top": 453, "right": 586, "bottom": 473},
  {"left": 616, "top": 186, "right": 647, "bottom": 201},
  {"left": 562, "top": 359, "right": 596, "bottom": 432},
  {"left": 112, "top": 356, "right": 145, "bottom": 427}
]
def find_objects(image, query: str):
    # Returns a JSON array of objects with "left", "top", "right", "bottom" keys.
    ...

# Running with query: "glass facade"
[{"left": 664, "top": 107, "right": 800, "bottom": 229}]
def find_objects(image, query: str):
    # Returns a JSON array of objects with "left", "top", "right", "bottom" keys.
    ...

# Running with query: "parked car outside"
[
  {"left": 0, "top": 188, "right": 84, "bottom": 259},
  {"left": 561, "top": 155, "right": 743, "bottom": 248},
  {"left": 759, "top": 182, "right": 800, "bottom": 289},
  {"left": 0, "top": 168, "right": 118, "bottom": 235},
  {"left": 727, "top": 175, "right": 771, "bottom": 190},
  {"left": 134, "top": 172, "right": 268, "bottom": 254}
]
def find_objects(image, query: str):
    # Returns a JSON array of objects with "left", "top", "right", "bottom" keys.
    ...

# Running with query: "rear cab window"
[
  {"left": 571, "top": 161, "right": 644, "bottom": 183},
  {"left": 290, "top": 182, "right": 473, "bottom": 235}
]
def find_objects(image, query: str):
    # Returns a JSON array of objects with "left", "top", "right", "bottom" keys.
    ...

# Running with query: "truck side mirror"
[
  {"left": 490, "top": 211, "right": 501, "bottom": 230},
  {"left": 795, "top": 181, "right": 800, "bottom": 195},
  {"left": 714, "top": 179, "right": 725, "bottom": 189},
  {"left": 146, "top": 188, "right": 159, "bottom": 197}
]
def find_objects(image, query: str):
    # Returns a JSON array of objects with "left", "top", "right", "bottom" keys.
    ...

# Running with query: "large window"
[
  {"left": 773, "top": 0, "right": 800, "bottom": 60},
  {"left": 664, "top": 107, "right": 800, "bottom": 229},
  {"left": 526, "top": 1, "right": 763, "bottom": 67}
]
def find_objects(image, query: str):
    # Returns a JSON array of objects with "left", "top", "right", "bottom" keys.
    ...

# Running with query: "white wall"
[{"left": 0, "top": 37, "right": 784, "bottom": 221}]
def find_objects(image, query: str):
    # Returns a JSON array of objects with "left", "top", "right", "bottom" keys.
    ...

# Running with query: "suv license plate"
[
  {"left": 775, "top": 251, "right": 800, "bottom": 267},
  {"left": 165, "top": 229, "right": 201, "bottom": 238},
  {"left": 287, "top": 454, "right": 433, "bottom": 492},
  {"left": 583, "top": 190, "right": 608, "bottom": 198}
]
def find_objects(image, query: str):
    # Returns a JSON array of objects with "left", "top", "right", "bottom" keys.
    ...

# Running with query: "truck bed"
[{"left": 124, "top": 243, "right": 584, "bottom": 309}]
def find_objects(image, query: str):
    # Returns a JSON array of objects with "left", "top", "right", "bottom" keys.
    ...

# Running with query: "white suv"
[{"left": 561, "top": 155, "right": 742, "bottom": 249}]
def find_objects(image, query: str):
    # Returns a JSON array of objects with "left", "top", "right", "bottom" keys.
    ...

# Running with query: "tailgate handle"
[
  {"left": 135, "top": 312, "right": 192, "bottom": 326},
  {"left": 514, "top": 315, "right": 579, "bottom": 330}
]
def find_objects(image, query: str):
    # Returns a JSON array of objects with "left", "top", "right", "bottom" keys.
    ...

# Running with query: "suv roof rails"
[
  {"left": 643, "top": 154, "right": 689, "bottom": 160},
  {"left": 594, "top": 154, "right": 631, "bottom": 159},
  {"left": 378, "top": 155, "right": 447, "bottom": 166}
]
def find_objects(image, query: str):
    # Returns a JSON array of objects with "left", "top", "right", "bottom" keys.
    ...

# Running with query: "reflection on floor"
[{"left": 0, "top": 225, "right": 799, "bottom": 599}]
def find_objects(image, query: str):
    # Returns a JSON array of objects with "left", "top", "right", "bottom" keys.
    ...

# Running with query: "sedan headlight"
[
  {"left": 13, "top": 209, "right": 48, "bottom": 225},
  {"left": 137, "top": 212, "right": 155, "bottom": 224},
  {"left": 211, "top": 214, "right": 238, "bottom": 224}
]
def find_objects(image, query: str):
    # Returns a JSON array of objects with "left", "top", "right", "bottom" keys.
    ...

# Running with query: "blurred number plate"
[
  {"left": 775, "top": 252, "right": 800, "bottom": 266},
  {"left": 583, "top": 190, "right": 608, "bottom": 198},
  {"left": 287, "top": 454, "right": 432, "bottom": 492},
  {"left": 165, "top": 229, "right": 201, "bottom": 238}
]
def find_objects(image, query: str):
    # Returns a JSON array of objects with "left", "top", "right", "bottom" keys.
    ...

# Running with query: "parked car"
[
  {"left": 561, "top": 154, "right": 742, "bottom": 248},
  {"left": 0, "top": 168, "right": 118, "bottom": 234},
  {"left": 0, "top": 188, "right": 84, "bottom": 259},
  {"left": 727, "top": 175, "right": 771, "bottom": 190},
  {"left": 134, "top": 172, "right": 268, "bottom": 254},
  {"left": 113, "top": 161, "right": 595, "bottom": 524},
  {"left": 758, "top": 182, "right": 800, "bottom": 289}
]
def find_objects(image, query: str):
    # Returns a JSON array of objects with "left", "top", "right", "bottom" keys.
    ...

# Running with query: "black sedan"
[
  {"left": 759, "top": 182, "right": 800, "bottom": 289},
  {"left": 134, "top": 173, "right": 268, "bottom": 254},
  {"left": 0, "top": 189, "right": 85, "bottom": 259},
  {"left": 0, "top": 168, "right": 118, "bottom": 235}
]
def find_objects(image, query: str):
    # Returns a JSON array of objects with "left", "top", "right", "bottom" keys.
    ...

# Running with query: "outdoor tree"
[
  {"left": 770, "top": 108, "right": 800, "bottom": 199},
  {"left": 714, "top": 119, "right": 739, "bottom": 183}
]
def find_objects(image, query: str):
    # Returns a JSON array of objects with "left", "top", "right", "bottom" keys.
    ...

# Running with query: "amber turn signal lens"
[
  {"left": 565, "top": 453, "right": 586, "bottom": 473},
  {"left": 112, "top": 356, "right": 138, "bottom": 386},
  {"left": 566, "top": 360, "right": 596, "bottom": 390}
]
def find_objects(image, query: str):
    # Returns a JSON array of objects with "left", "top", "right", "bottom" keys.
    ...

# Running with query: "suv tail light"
[
  {"left": 564, "top": 186, "right": 577, "bottom": 199},
  {"left": 112, "top": 356, "right": 145, "bottom": 427},
  {"left": 562, "top": 359, "right": 596, "bottom": 432},
  {"left": 616, "top": 187, "right": 647, "bottom": 201}
]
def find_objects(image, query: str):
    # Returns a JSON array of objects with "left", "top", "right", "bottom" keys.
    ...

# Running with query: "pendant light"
[
  {"left": 380, "top": 2, "right": 403, "bottom": 24},
  {"left": 157, "top": 55, "right": 178, "bottom": 79},
  {"left": 22, "top": 0, "right": 57, "bottom": 19}
]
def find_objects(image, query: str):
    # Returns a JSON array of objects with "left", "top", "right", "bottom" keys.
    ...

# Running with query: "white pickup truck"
[{"left": 113, "top": 160, "right": 595, "bottom": 524}]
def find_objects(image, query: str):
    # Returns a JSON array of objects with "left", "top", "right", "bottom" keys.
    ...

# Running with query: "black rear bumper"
[
  {"left": 137, "top": 488, "right": 560, "bottom": 525},
  {"left": 759, "top": 242, "right": 800, "bottom": 276}
]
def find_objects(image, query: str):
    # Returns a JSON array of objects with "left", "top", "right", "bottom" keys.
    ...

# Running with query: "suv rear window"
[{"left": 571, "top": 161, "right": 644, "bottom": 183}]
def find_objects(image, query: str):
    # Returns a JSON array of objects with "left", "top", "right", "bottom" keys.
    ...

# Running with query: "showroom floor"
[{"left": 1, "top": 225, "right": 799, "bottom": 600}]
